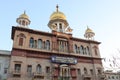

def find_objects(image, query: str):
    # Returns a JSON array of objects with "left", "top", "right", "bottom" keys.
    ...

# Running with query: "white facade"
[{"left": 0, "top": 50, "right": 11, "bottom": 80}]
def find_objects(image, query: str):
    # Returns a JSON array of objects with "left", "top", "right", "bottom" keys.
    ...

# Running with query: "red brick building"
[{"left": 8, "top": 6, "right": 105, "bottom": 80}]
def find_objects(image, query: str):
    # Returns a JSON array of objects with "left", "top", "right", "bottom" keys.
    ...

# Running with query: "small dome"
[
  {"left": 16, "top": 11, "right": 31, "bottom": 28},
  {"left": 19, "top": 11, "right": 29, "bottom": 19},
  {"left": 84, "top": 27, "right": 95, "bottom": 40},
  {"left": 50, "top": 11, "right": 66, "bottom": 20},
  {"left": 85, "top": 27, "right": 94, "bottom": 34},
  {"left": 50, "top": 5, "right": 66, "bottom": 20}
]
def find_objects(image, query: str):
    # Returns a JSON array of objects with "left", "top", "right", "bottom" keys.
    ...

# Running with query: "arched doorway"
[{"left": 59, "top": 64, "right": 70, "bottom": 80}]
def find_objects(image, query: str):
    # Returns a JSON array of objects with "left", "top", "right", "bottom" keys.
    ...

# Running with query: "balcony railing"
[
  {"left": 12, "top": 70, "right": 21, "bottom": 76},
  {"left": 33, "top": 72, "right": 44, "bottom": 77},
  {"left": 82, "top": 74, "right": 92, "bottom": 78},
  {"left": 11, "top": 78, "right": 21, "bottom": 80},
  {"left": 97, "top": 74, "right": 106, "bottom": 79}
]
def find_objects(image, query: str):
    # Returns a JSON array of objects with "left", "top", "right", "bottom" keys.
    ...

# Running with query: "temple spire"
[{"left": 56, "top": 4, "right": 59, "bottom": 12}]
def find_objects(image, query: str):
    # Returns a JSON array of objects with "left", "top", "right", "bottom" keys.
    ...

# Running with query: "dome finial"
[
  {"left": 56, "top": 4, "right": 59, "bottom": 12},
  {"left": 24, "top": 10, "right": 26, "bottom": 14}
]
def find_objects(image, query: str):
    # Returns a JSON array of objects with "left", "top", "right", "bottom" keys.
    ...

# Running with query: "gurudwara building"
[{"left": 7, "top": 6, "right": 105, "bottom": 80}]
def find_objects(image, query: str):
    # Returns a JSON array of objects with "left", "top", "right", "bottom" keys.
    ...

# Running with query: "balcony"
[
  {"left": 97, "top": 74, "right": 106, "bottom": 79},
  {"left": 33, "top": 72, "right": 44, "bottom": 79},
  {"left": 71, "top": 74, "right": 77, "bottom": 78},
  {"left": 82, "top": 74, "right": 92, "bottom": 79},
  {"left": 12, "top": 70, "right": 21, "bottom": 77},
  {"left": 8, "top": 78, "right": 21, "bottom": 80}
]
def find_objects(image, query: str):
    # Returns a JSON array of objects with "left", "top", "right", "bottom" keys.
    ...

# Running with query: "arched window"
[
  {"left": 43, "top": 41, "right": 45, "bottom": 49},
  {"left": 78, "top": 47, "right": 80, "bottom": 53},
  {"left": 46, "top": 40, "right": 50, "bottom": 50},
  {"left": 38, "top": 39, "right": 42, "bottom": 49},
  {"left": 90, "top": 69, "right": 93, "bottom": 75},
  {"left": 29, "top": 37, "right": 34, "bottom": 48},
  {"left": 77, "top": 69, "right": 81, "bottom": 75},
  {"left": 62, "top": 42, "right": 64, "bottom": 52},
  {"left": 94, "top": 46, "right": 98, "bottom": 56},
  {"left": 18, "top": 33, "right": 26, "bottom": 46},
  {"left": 108, "top": 76, "right": 111, "bottom": 79},
  {"left": 60, "top": 23, "right": 62, "bottom": 28},
  {"left": 84, "top": 68, "right": 88, "bottom": 74},
  {"left": 59, "top": 23, "right": 63, "bottom": 32},
  {"left": 63, "top": 68, "right": 67, "bottom": 76},
  {"left": 19, "top": 20, "right": 22, "bottom": 25},
  {"left": 19, "top": 37, "right": 23, "bottom": 46},
  {"left": 55, "top": 23, "right": 57, "bottom": 26},
  {"left": 95, "top": 49, "right": 98, "bottom": 55},
  {"left": 98, "top": 69, "right": 101, "bottom": 74},
  {"left": 74, "top": 44, "right": 77, "bottom": 53},
  {"left": 84, "top": 48, "right": 87, "bottom": 55},
  {"left": 58, "top": 41, "right": 63, "bottom": 51},
  {"left": 86, "top": 46, "right": 90, "bottom": 55},
  {"left": 64, "top": 42, "right": 68, "bottom": 52},
  {"left": 80, "top": 45, "right": 84, "bottom": 54},
  {"left": 22, "top": 20, "right": 25, "bottom": 26},
  {"left": 36, "top": 64, "right": 41, "bottom": 73},
  {"left": 34, "top": 40, "right": 37, "bottom": 48}
]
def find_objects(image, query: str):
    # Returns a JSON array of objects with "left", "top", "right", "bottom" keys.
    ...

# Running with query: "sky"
[{"left": 0, "top": 0, "right": 120, "bottom": 70}]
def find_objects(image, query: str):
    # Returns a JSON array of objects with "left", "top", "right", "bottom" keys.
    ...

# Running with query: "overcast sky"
[{"left": 0, "top": 0, "right": 120, "bottom": 70}]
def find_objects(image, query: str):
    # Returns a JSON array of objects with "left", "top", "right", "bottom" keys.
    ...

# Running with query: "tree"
[{"left": 102, "top": 50, "right": 120, "bottom": 72}]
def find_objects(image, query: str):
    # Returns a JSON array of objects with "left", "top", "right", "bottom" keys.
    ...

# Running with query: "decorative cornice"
[
  {"left": 12, "top": 48, "right": 102, "bottom": 60},
  {"left": 11, "top": 26, "right": 55, "bottom": 40},
  {"left": 71, "top": 37, "right": 101, "bottom": 44}
]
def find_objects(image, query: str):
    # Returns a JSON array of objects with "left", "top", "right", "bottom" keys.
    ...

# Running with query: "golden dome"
[
  {"left": 19, "top": 11, "right": 29, "bottom": 19},
  {"left": 85, "top": 27, "right": 94, "bottom": 34},
  {"left": 50, "top": 5, "right": 66, "bottom": 20}
]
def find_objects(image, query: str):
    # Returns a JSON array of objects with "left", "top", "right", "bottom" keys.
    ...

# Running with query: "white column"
[
  {"left": 62, "top": 23, "right": 65, "bottom": 32},
  {"left": 57, "top": 22, "right": 59, "bottom": 32}
]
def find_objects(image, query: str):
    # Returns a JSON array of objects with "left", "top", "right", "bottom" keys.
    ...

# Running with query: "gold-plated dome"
[
  {"left": 19, "top": 11, "right": 29, "bottom": 19},
  {"left": 16, "top": 11, "right": 31, "bottom": 27},
  {"left": 84, "top": 26, "right": 95, "bottom": 40},
  {"left": 50, "top": 5, "right": 66, "bottom": 20},
  {"left": 85, "top": 27, "right": 94, "bottom": 34}
]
